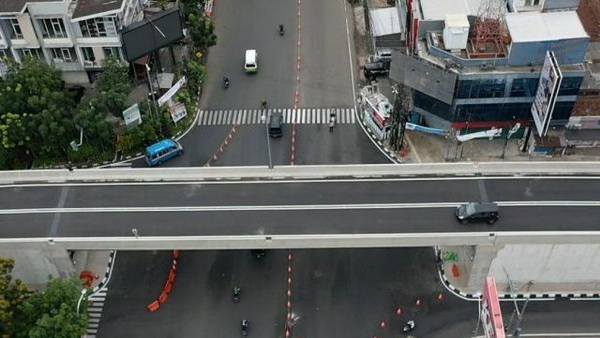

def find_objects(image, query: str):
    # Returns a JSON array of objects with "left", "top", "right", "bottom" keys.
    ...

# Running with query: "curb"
[
  {"left": 436, "top": 248, "right": 600, "bottom": 301},
  {"left": 90, "top": 250, "right": 116, "bottom": 295},
  {"left": 356, "top": 114, "right": 402, "bottom": 164}
]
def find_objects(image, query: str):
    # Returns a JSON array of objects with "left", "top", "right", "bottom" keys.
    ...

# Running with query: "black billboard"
[{"left": 120, "top": 7, "right": 184, "bottom": 62}]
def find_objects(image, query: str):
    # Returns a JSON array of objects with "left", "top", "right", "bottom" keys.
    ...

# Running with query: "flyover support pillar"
[
  {"left": 0, "top": 248, "right": 74, "bottom": 290},
  {"left": 466, "top": 245, "right": 503, "bottom": 292}
]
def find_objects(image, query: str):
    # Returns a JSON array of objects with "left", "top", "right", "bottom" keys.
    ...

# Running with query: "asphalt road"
[{"left": 2, "top": 178, "right": 599, "bottom": 238}]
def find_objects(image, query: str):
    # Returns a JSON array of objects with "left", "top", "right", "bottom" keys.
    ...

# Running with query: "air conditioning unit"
[
  {"left": 84, "top": 60, "right": 95, "bottom": 67},
  {"left": 53, "top": 58, "right": 64, "bottom": 63}
]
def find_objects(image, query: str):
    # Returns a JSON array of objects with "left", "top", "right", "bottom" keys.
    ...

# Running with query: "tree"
[
  {"left": 14, "top": 276, "right": 87, "bottom": 338},
  {"left": 74, "top": 98, "right": 115, "bottom": 153},
  {"left": 188, "top": 14, "right": 217, "bottom": 52},
  {"left": 0, "top": 257, "right": 34, "bottom": 337},
  {"left": 0, "top": 57, "right": 76, "bottom": 165},
  {"left": 94, "top": 56, "right": 130, "bottom": 115}
]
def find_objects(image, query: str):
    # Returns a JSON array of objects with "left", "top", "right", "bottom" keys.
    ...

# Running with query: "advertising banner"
[
  {"left": 481, "top": 277, "right": 505, "bottom": 338},
  {"left": 158, "top": 76, "right": 187, "bottom": 106},
  {"left": 531, "top": 51, "right": 562, "bottom": 136}
]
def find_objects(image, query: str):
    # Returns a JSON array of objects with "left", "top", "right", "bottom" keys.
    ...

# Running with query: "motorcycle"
[
  {"left": 403, "top": 320, "right": 415, "bottom": 333},
  {"left": 223, "top": 76, "right": 230, "bottom": 89},
  {"left": 279, "top": 24, "right": 284, "bottom": 36},
  {"left": 233, "top": 287, "right": 241, "bottom": 303},
  {"left": 241, "top": 319, "right": 249, "bottom": 336}
]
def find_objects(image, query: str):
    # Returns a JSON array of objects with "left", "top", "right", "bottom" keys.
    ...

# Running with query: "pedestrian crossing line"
[
  {"left": 85, "top": 287, "right": 108, "bottom": 338},
  {"left": 197, "top": 108, "right": 356, "bottom": 126}
]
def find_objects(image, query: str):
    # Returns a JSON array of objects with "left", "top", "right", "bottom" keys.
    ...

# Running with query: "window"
[
  {"left": 17, "top": 48, "right": 43, "bottom": 60},
  {"left": 81, "top": 47, "right": 95, "bottom": 62},
  {"left": 102, "top": 47, "right": 120, "bottom": 59},
  {"left": 10, "top": 19, "right": 23, "bottom": 39},
  {"left": 39, "top": 18, "right": 67, "bottom": 38},
  {"left": 79, "top": 17, "right": 117, "bottom": 37},
  {"left": 51, "top": 48, "right": 77, "bottom": 63}
]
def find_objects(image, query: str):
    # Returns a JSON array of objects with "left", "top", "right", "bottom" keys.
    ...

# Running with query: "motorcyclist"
[
  {"left": 279, "top": 24, "right": 284, "bottom": 35},
  {"left": 241, "top": 319, "right": 249, "bottom": 336},
  {"left": 223, "top": 76, "right": 230, "bottom": 86},
  {"left": 233, "top": 287, "right": 241, "bottom": 302}
]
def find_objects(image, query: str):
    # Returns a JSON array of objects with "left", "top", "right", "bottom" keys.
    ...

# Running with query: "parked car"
[
  {"left": 455, "top": 202, "right": 499, "bottom": 224},
  {"left": 363, "top": 61, "right": 390, "bottom": 79}
]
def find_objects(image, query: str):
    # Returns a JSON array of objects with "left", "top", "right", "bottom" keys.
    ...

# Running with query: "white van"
[{"left": 244, "top": 49, "right": 257, "bottom": 73}]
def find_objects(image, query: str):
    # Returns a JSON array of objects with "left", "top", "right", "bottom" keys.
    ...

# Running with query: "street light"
[
  {"left": 261, "top": 112, "right": 273, "bottom": 169},
  {"left": 76, "top": 288, "right": 88, "bottom": 317}
]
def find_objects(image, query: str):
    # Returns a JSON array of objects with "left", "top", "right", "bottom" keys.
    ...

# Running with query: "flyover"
[{"left": 1, "top": 162, "right": 599, "bottom": 250}]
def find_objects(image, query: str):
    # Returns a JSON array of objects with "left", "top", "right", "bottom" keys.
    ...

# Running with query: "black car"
[
  {"left": 268, "top": 112, "right": 283, "bottom": 138},
  {"left": 455, "top": 202, "right": 499, "bottom": 224},
  {"left": 363, "top": 61, "right": 390, "bottom": 79}
]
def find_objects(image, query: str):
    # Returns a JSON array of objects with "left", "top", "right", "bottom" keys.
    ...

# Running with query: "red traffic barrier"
[
  {"left": 147, "top": 300, "right": 160, "bottom": 312},
  {"left": 164, "top": 280, "right": 172, "bottom": 293},
  {"left": 173, "top": 250, "right": 180, "bottom": 259},
  {"left": 158, "top": 291, "right": 169, "bottom": 304},
  {"left": 168, "top": 270, "right": 176, "bottom": 283}
]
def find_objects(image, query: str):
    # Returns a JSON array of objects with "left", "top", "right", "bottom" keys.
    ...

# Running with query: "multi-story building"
[
  {"left": 391, "top": 0, "right": 589, "bottom": 136},
  {"left": 0, "top": 0, "right": 145, "bottom": 83}
]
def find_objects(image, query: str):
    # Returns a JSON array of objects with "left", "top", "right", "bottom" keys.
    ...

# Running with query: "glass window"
[
  {"left": 454, "top": 102, "right": 534, "bottom": 122},
  {"left": 81, "top": 47, "right": 95, "bottom": 62},
  {"left": 558, "top": 77, "right": 583, "bottom": 96},
  {"left": 10, "top": 19, "right": 23, "bottom": 39},
  {"left": 79, "top": 17, "right": 117, "bottom": 37},
  {"left": 17, "top": 48, "right": 43, "bottom": 60},
  {"left": 413, "top": 91, "right": 453, "bottom": 120},
  {"left": 456, "top": 79, "right": 506, "bottom": 99},
  {"left": 510, "top": 78, "right": 539, "bottom": 98},
  {"left": 51, "top": 48, "right": 77, "bottom": 63},
  {"left": 102, "top": 47, "right": 120, "bottom": 59},
  {"left": 39, "top": 18, "right": 67, "bottom": 38}
]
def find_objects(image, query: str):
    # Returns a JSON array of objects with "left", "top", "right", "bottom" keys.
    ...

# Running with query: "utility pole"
[{"left": 390, "top": 84, "right": 413, "bottom": 151}]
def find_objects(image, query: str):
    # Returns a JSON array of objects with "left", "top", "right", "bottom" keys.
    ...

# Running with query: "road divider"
[
  {"left": 1, "top": 162, "right": 600, "bottom": 184},
  {"left": 146, "top": 250, "right": 180, "bottom": 312}
]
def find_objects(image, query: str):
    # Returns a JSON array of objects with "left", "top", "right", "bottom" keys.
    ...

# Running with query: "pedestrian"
[{"left": 329, "top": 121, "right": 334, "bottom": 133}]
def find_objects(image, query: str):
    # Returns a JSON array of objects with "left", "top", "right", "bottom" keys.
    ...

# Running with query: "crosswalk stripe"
[{"left": 197, "top": 108, "right": 356, "bottom": 126}]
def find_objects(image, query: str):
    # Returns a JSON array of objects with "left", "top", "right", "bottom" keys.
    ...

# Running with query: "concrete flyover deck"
[{"left": 1, "top": 162, "right": 600, "bottom": 184}]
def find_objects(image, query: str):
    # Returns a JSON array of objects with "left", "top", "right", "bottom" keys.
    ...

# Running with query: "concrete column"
[
  {"left": 0, "top": 248, "right": 74, "bottom": 290},
  {"left": 466, "top": 245, "right": 503, "bottom": 292}
]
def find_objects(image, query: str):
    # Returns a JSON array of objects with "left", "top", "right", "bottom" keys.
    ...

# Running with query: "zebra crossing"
[
  {"left": 197, "top": 108, "right": 356, "bottom": 126},
  {"left": 85, "top": 287, "right": 108, "bottom": 337}
]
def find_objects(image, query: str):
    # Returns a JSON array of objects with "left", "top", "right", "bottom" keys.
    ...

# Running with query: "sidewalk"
[{"left": 72, "top": 250, "right": 114, "bottom": 290}]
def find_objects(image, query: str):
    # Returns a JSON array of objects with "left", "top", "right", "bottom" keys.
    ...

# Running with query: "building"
[
  {"left": 390, "top": 0, "right": 590, "bottom": 137},
  {"left": 0, "top": 0, "right": 146, "bottom": 83}
]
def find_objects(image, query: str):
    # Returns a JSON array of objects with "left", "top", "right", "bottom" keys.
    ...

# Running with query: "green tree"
[
  {"left": 188, "top": 14, "right": 217, "bottom": 52},
  {"left": 14, "top": 276, "right": 87, "bottom": 338},
  {"left": 0, "top": 257, "right": 34, "bottom": 337},
  {"left": 0, "top": 58, "right": 76, "bottom": 164},
  {"left": 94, "top": 56, "right": 130, "bottom": 115},
  {"left": 74, "top": 98, "right": 115, "bottom": 153}
]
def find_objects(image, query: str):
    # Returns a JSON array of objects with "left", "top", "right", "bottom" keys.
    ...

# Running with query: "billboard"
[
  {"left": 481, "top": 277, "right": 505, "bottom": 338},
  {"left": 531, "top": 51, "right": 562, "bottom": 136},
  {"left": 120, "top": 8, "right": 185, "bottom": 62}
]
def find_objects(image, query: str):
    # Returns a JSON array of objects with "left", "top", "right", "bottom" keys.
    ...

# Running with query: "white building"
[{"left": 0, "top": 0, "right": 146, "bottom": 83}]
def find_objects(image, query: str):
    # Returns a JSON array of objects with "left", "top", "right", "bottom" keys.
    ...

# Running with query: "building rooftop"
[
  {"left": 506, "top": 11, "right": 588, "bottom": 43},
  {"left": 370, "top": 7, "right": 401, "bottom": 36},
  {"left": 420, "top": 0, "right": 483, "bottom": 21},
  {"left": 0, "top": 0, "right": 59, "bottom": 14},
  {"left": 72, "top": 0, "right": 124, "bottom": 20}
]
